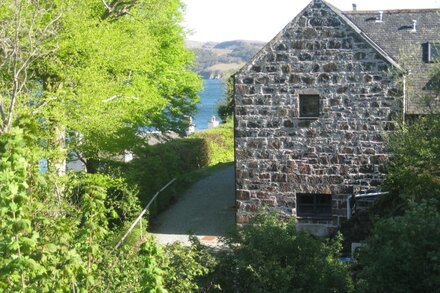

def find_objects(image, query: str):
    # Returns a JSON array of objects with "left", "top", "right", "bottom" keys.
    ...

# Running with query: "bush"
[
  {"left": 384, "top": 115, "right": 440, "bottom": 203},
  {"left": 204, "top": 213, "right": 353, "bottom": 293},
  {"left": 192, "top": 120, "right": 234, "bottom": 166},
  {"left": 356, "top": 201, "right": 440, "bottom": 292}
]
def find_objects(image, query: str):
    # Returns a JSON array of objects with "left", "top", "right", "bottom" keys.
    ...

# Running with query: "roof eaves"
[
  {"left": 322, "top": 0, "right": 406, "bottom": 73},
  {"left": 343, "top": 8, "right": 440, "bottom": 14}
]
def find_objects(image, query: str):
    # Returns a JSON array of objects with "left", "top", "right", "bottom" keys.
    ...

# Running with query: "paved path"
[{"left": 149, "top": 165, "right": 235, "bottom": 246}]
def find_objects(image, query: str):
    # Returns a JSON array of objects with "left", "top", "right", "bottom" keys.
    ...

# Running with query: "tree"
[
  {"left": 217, "top": 76, "right": 234, "bottom": 121},
  {"left": 0, "top": 0, "right": 201, "bottom": 172},
  {"left": 356, "top": 201, "right": 440, "bottom": 292},
  {"left": 0, "top": 0, "right": 62, "bottom": 135},
  {"left": 38, "top": 0, "right": 201, "bottom": 169},
  {"left": 353, "top": 59, "right": 440, "bottom": 291},
  {"left": 384, "top": 115, "right": 440, "bottom": 204},
  {"left": 0, "top": 0, "right": 209, "bottom": 290}
]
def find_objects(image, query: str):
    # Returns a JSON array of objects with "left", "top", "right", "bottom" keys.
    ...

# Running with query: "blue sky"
[{"left": 182, "top": 0, "right": 440, "bottom": 42}]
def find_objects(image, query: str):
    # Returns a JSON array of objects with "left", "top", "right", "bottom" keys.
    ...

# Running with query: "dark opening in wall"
[
  {"left": 299, "top": 95, "right": 320, "bottom": 118},
  {"left": 425, "top": 42, "right": 440, "bottom": 63},
  {"left": 297, "top": 193, "right": 332, "bottom": 218}
]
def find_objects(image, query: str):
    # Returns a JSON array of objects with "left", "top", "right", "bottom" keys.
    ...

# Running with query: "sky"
[{"left": 182, "top": 0, "right": 440, "bottom": 42}]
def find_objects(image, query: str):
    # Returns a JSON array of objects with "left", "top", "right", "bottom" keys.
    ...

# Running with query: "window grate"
[{"left": 297, "top": 193, "right": 332, "bottom": 218}]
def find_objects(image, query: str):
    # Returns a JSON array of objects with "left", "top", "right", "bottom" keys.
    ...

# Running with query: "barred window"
[{"left": 297, "top": 193, "right": 332, "bottom": 218}]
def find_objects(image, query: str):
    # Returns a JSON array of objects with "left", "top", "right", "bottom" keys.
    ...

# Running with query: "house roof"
[
  {"left": 344, "top": 8, "right": 440, "bottom": 61},
  {"left": 343, "top": 7, "right": 440, "bottom": 113}
]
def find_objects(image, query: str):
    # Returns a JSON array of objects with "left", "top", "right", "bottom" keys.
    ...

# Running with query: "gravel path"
[{"left": 149, "top": 165, "right": 235, "bottom": 246}]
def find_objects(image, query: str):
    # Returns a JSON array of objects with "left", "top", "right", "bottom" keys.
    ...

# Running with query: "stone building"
[{"left": 234, "top": 0, "right": 440, "bottom": 235}]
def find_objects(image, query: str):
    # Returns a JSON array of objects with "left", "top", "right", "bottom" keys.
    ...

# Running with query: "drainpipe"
[{"left": 347, "top": 195, "right": 353, "bottom": 220}]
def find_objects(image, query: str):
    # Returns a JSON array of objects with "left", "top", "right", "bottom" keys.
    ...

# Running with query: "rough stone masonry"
[{"left": 234, "top": 0, "right": 402, "bottom": 233}]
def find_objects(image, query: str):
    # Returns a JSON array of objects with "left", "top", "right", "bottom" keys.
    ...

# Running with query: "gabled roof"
[
  {"left": 236, "top": 0, "right": 440, "bottom": 113},
  {"left": 236, "top": 0, "right": 406, "bottom": 76}
]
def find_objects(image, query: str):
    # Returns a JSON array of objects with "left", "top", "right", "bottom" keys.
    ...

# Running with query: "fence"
[{"left": 115, "top": 178, "right": 177, "bottom": 249}]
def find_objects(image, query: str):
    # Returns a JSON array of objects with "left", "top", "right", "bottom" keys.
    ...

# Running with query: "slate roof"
[{"left": 341, "top": 7, "right": 440, "bottom": 114}]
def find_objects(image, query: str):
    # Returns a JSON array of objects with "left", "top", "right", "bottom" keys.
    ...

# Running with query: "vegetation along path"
[{"left": 150, "top": 165, "right": 235, "bottom": 246}]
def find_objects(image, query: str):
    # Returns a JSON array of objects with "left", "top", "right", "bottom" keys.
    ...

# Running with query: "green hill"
[{"left": 187, "top": 40, "right": 265, "bottom": 79}]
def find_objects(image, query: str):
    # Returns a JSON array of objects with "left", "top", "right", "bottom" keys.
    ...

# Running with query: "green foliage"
[
  {"left": 124, "top": 137, "right": 209, "bottom": 208},
  {"left": 1, "top": 0, "right": 201, "bottom": 164},
  {"left": 139, "top": 239, "right": 168, "bottom": 292},
  {"left": 0, "top": 128, "right": 44, "bottom": 290},
  {"left": 356, "top": 201, "right": 440, "bottom": 292},
  {"left": 384, "top": 115, "right": 440, "bottom": 203},
  {"left": 192, "top": 120, "right": 234, "bottom": 166},
  {"left": 162, "top": 239, "right": 214, "bottom": 292},
  {"left": 205, "top": 213, "right": 353, "bottom": 293},
  {"left": 0, "top": 126, "right": 210, "bottom": 291},
  {"left": 352, "top": 115, "right": 440, "bottom": 292},
  {"left": 0, "top": 0, "right": 211, "bottom": 290},
  {"left": 217, "top": 77, "right": 234, "bottom": 121}
]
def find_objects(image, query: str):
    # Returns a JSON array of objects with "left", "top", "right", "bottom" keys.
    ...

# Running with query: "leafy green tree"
[
  {"left": 0, "top": 0, "right": 61, "bottom": 135},
  {"left": 217, "top": 76, "right": 234, "bottom": 121},
  {"left": 0, "top": 125, "right": 210, "bottom": 291},
  {"left": 206, "top": 213, "right": 353, "bottom": 293},
  {"left": 0, "top": 0, "right": 201, "bottom": 171},
  {"left": 356, "top": 201, "right": 440, "bottom": 292},
  {"left": 384, "top": 115, "right": 440, "bottom": 204},
  {"left": 163, "top": 240, "right": 213, "bottom": 292},
  {"left": 0, "top": 0, "right": 211, "bottom": 291},
  {"left": 42, "top": 0, "right": 200, "bottom": 170}
]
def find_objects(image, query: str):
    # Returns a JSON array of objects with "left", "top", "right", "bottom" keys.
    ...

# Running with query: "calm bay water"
[{"left": 194, "top": 79, "right": 226, "bottom": 130}]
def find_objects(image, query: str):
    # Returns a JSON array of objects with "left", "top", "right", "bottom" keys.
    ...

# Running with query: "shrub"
[
  {"left": 356, "top": 201, "right": 440, "bottom": 292},
  {"left": 205, "top": 213, "right": 353, "bottom": 293},
  {"left": 192, "top": 120, "right": 234, "bottom": 166},
  {"left": 384, "top": 115, "right": 440, "bottom": 203}
]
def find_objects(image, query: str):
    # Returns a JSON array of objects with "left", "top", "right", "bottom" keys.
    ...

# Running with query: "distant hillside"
[{"left": 187, "top": 40, "right": 265, "bottom": 79}]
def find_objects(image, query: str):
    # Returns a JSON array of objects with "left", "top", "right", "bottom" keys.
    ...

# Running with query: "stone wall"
[{"left": 234, "top": 0, "right": 402, "bottom": 230}]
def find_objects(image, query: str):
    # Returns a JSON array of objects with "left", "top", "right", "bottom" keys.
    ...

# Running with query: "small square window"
[
  {"left": 297, "top": 193, "right": 332, "bottom": 218},
  {"left": 299, "top": 95, "right": 320, "bottom": 118}
]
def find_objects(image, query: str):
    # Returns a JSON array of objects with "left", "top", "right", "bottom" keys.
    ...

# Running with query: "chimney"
[
  {"left": 352, "top": 3, "right": 357, "bottom": 11},
  {"left": 412, "top": 20, "right": 417, "bottom": 32},
  {"left": 376, "top": 11, "right": 383, "bottom": 22}
]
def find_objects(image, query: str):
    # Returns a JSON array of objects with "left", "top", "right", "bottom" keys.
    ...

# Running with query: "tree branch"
[
  {"left": 101, "top": 0, "right": 112, "bottom": 11},
  {"left": 5, "top": 0, "right": 23, "bottom": 132},
  {"left": 0, "top": 99, "right": 6, "bottom": 128},
  {"left": 100, "top": 0, "right": 139, "bottom": 20}
]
